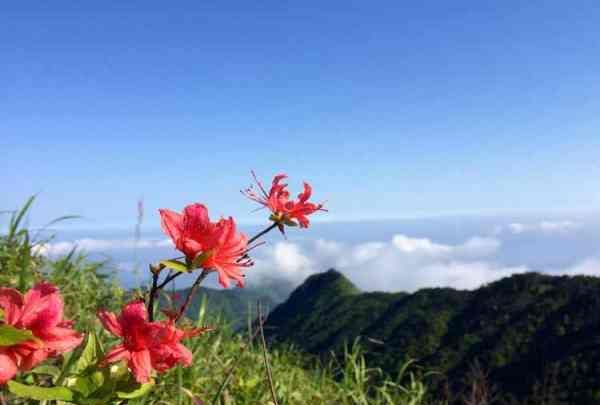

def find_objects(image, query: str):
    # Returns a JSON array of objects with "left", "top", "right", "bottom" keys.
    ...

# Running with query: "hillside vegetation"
[
  {"left": 266, "top": 269, "right": 600, "bottom": 404},
  {"left": 0, "top": 198, "right": 434, "bottom": 405},
  {"left": 160, "top": 285, "right": 277, "bottom": 329}
]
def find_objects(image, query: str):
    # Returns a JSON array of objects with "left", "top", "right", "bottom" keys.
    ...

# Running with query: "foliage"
[
  {"left": 161, "top": 285, "right": 278, "bottom": 329},
  {"left": 0, "top": 196, "right": 123, "bottom": 326},
  {"left": 266, "top": 269, "right": 600, "bottom": 404},
  {"left": 0, "top": 196, "right": 47, "bottom": 290},
  {"left": 134, "top": 308, "right": 433, "bottom": 405},
  {"left": 1, "top": 197, "right": 433, "bottom": 404}
]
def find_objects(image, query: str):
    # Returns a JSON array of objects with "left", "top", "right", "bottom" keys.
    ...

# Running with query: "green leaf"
[
  {"left": 160, "top": 259, "right": 189, "bottom": 273},
  {"left": 116, "top": 380, "right": 155, "bottom": 399},
  {"left": 72, "top": 331, "right": 103, "bottom": 374},
  {"left": 192, "top": 250, "right": 213, "bottom": 268},
  {"left": 66, "top": 370, "right": 105, "bottom": 397},
  {"left": 8, "top": 195, "right": 35, "bottom": 242},
  {"left": 73, "top": 366, "right": 124, "bottom": 404},
  {"left": 31, "top": 365, "right": 61, "bottom": 381},
  {"left": 7, "top": 381, "right": 74, "bottom": 401},
  {"left": 0, "top": 324, "right": 36, "bottom": 346}
]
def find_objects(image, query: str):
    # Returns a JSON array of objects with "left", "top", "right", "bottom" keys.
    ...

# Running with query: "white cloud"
[
  {"left": 250, "top": 233, "right": 525, "bottom": 292},
  {"left": 500, "top": 220, "right": 581, "bottom": 235},
  {"left": 456, "top": 237, "right": 502, "bottom": 257},
  {"left": 558, "top": 258, "right": 600, "bottom": 276},
  {"left": 391, "top": 235, "right": 450, "bottom": 255},
  {"left": 33, "top": 238, "right": 173, "bottom": 256}
]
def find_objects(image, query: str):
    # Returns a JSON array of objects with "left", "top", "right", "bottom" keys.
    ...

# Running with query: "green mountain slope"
[
  {"left": 266, "top": 269, "right": 600, "bottom": 404},
  {"left": 163, "top": 284, "right": 279, "bottom": 327}
]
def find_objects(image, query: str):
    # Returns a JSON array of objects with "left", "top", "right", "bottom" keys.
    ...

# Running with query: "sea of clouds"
[{"left": 35, "top": 214, "right": 600, "bottom": 292}]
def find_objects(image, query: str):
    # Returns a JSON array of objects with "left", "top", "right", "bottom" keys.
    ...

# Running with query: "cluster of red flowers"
[
  {"left": 159, "top": 172, "right": 325, "bottom": 288},
  {"left": 0, "top": 173, "right": 324, "bottom": 386},
  {"left": 0, "top": 283, "right": 83, "bottom": 384},
  {"left": 98, "top": 300, "right": 207, "bottom": 383}
]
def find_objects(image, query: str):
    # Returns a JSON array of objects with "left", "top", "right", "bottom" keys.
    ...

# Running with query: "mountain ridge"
[{"left": 266, "top": 269, "right": 600, "bottom": 404}]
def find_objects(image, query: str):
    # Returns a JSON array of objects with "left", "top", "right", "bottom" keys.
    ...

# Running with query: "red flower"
[
  {"left": 0, "top": 283, "right": 83, "bottom": 384},
  {"left": 159, "top": 204, "right": 252, "bottom": 288},
  {"left": 159, "top": 203, "right": 210, "bottom": 262},
  {"left": 243, "top": 172, "right": 326, "bottom": 229},
  {"left": 98, "top": 300, "right": 206, "bottom": 383},
  {"left": 197, "top": 216, "right": 252, "bottom": 288}
]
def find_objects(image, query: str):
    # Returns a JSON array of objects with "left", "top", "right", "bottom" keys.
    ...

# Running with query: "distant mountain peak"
[
  {"left": 266, "top": 270, "right": 600, "bottom": 403},
  {"left": 266, "top": 269, "right": 360, "bottom": 335},
  {"left": 294, "top": 268, "right": 359, "bottom": 300}
]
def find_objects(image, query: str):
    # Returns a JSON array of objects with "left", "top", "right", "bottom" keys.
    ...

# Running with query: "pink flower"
[
  {"left": 159, "top": 204, "right": 252, "bottom": 288},
  {"left": 243, "top": 172, "right": 326, "bottom": 229},
  {"left": 0, "top": 282, "right": 83, "bottom": 384},
  {"left": 98, "top": 300, "right": 206, "bottom": 383}
]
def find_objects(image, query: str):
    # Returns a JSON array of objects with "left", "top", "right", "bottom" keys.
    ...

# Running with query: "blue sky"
[{"left": 2, "top": 1, "right": 600, "bottom": 228}]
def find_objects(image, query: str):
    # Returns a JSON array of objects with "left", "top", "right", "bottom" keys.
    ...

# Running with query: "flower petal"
[
  {"left": 217, "top": 270, "right": 231, "bottom": 289},
  {"left": 174, "top": 343, "right": 192, "bottom": 367},
  {"left": 20, "top": 283, "right": 64, "bottom": 334},
  {"left": 20, "top": 349, "right": 49, "bottom": 371},
  {"left": 183, "top": 203, "right": 209, "bottom": 237},
  {"left": 297, "top": 182, "right": 312, "bottom": 203},
  {"left": 130, "top": 350, "right": 152, "bottom": 383},
  {"left": 159, "top": 209, "right": 184, "bottom": 247},
  {"left": 119, "top": 300, "right": 148, "bottom": 325},
  {"left": 0, "top": 287, "right": 23, "bottom": 325},
  {"left": 43, "top": 327, "right": 83, "bottom": 354},
  {"left": 97, "top": 310, "right": 123, "bottom": 337},
  {"left": 0, "top": 353, "right": 18, "bottom": 384},
  {"left": 102, "top": 344, "right": 131, "bottom": 366}
]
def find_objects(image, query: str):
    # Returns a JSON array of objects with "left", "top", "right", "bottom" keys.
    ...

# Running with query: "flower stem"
[
  {"left": 248, "top": 221, "right": 278, "bottom": 244},
  {"left": 174, "top": 269, "right": 209, "bottom": 322},
  {"left": 147, "top": 265, "right": 160, "bottom": 321},
  {"left": 258, "top": 301, "right": 279, "bottom": 405},
  {"left": 157, "top": 271, "right": 179, "bottom": 290},
  {"left": 210, "top": 317, "right": 264, "bottom": 405}
]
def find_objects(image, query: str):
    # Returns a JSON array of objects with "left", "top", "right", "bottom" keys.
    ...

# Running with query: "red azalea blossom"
[
  {"left": 0, "top": 282, "right": 83, "bottom": 384},
  {"left": 243, "top": 172, "right": 326, "bottom": 229},
  {"left": 159, "top": 203, "right": 210, "bottom": 262},
  {"left": 159, "top": 204, "right": 252, "bottom": 288},
  {"left": 197, "top": 216, "right": 252, "bottom": 288},
  {"left": 97, "top": 300, "right": 207, "bottom": 383}
]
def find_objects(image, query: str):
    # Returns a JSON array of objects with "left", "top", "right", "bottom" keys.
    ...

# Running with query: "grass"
[{"left": 0, "top": 197, "right": 435, "bottom": 405}]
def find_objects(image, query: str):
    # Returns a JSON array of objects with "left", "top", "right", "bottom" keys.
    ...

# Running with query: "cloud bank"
[
  {"left": 558, "top": 258, "right": 600, "bottom": 277},
  {"left": 34, "top": 217, "right": 598, "bottom": 292},
  {"left": 252, "top": 234, "right": 527, "bottom": 292},
  {"left": 495, "top": 220, "right": 581, "bottom": 235},
  {"left": 34, "top": 238, "right": 173, "bottom": 256}
]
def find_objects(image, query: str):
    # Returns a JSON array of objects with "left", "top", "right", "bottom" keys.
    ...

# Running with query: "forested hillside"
[
  {"left": 266, "top": 269, "right": 600, "bottom": 404},
  {"left": 162, "top": 285, "right": 277, "bottom": 327}
]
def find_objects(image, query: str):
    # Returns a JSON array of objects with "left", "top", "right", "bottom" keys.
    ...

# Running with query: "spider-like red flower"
[
  {"left": 0, "top": 283, "right": 83, "bottom": 384},
  {"left": 159, "top": 204, "right": 252, "bottom": 288},
  {"left": 243, "top": 172, "right": 326, "bottom": 229},
  {"left": 98, "top": 300, "right": 208, "bottom": 383}
]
